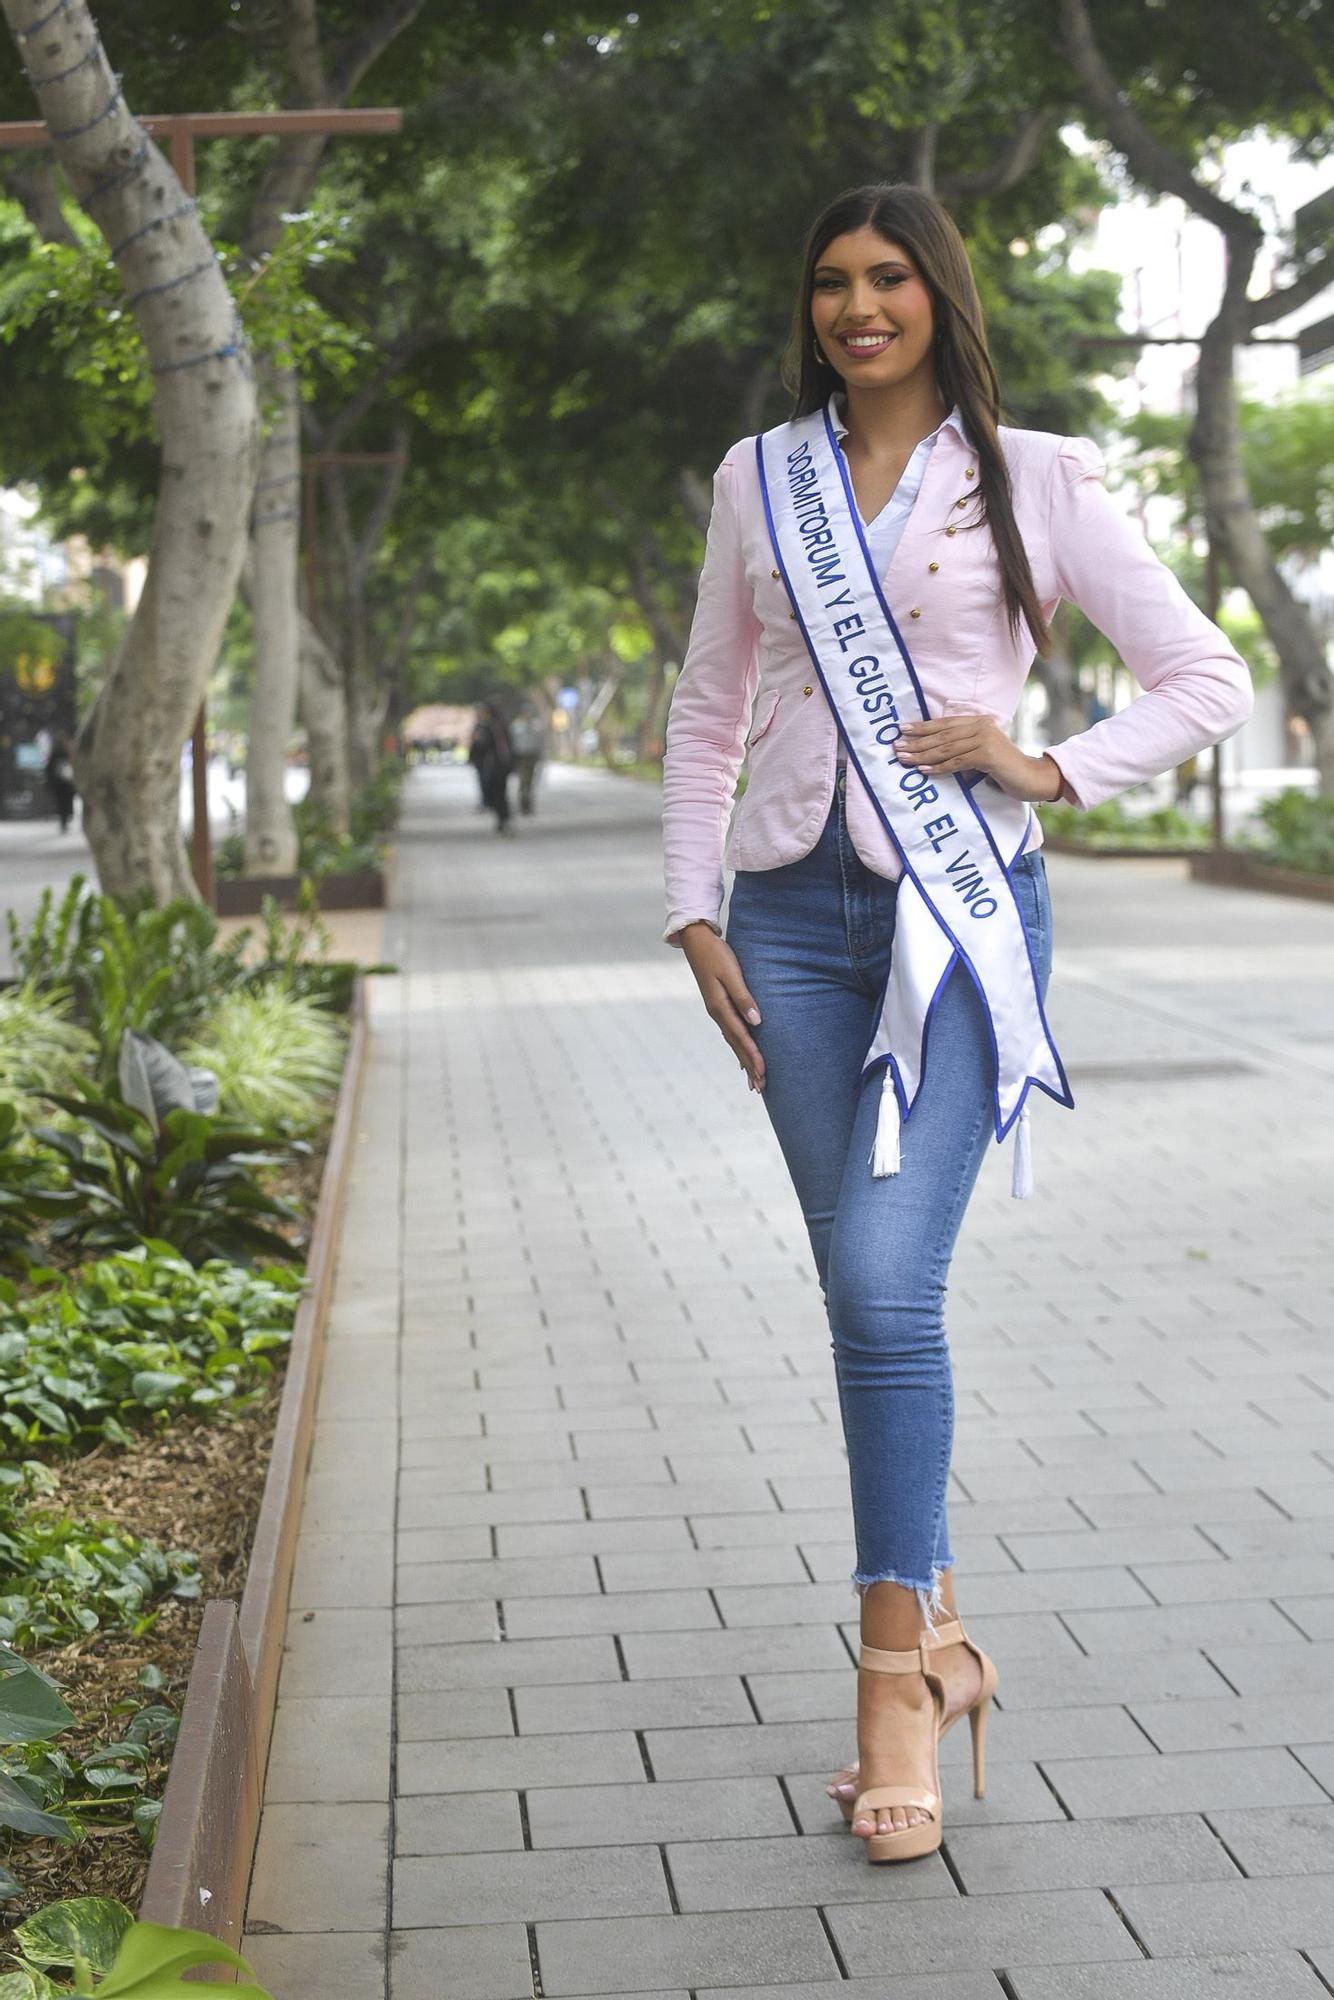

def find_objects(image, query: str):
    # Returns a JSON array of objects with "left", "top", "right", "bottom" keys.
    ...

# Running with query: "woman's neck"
[{"left": 840, "top": 377, "right": 950, "bottom": 458}]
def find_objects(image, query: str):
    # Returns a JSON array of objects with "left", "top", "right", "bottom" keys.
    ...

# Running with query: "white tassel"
[
  {"left": 1011, "top": 1102, "right": 1033, "bottom": 1200},
  {"left": 870, "top": 1068, "right": 901, "bottom": 1178}
]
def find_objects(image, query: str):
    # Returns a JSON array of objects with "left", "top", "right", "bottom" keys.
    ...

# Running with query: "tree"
[
  {"left": 1058, "top": 0, "right": 1334, "bottom": 784},
  {"left": 0, "top": 0, "right": 258, "bottom": 900}
]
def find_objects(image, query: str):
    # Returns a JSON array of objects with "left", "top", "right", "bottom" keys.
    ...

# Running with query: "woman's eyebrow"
[{"left": 813, "top": 259, "right": 913, "bottom": 275}]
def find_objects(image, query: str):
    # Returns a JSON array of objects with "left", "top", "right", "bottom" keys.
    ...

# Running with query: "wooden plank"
[{"left": 138, "top": 1601, "right": 256, "bottom": 1971}]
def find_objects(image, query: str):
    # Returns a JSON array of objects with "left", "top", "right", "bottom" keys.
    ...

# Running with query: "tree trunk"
[
  {"left": 638, "top": 657, "right": 669, "bottom": 764},
  {"left": 1, "top": 0, "right": 260, "bottom": 901},
  {"left": 297, "top": 606, "right": 351, "bottom": 834},
  {"left": 1190, "top": 238, "right": 1334, "bottom": 785},
  {"left": 244, "top": 359, "right": 302, "bottom": 871},
  {"left": 1031, "top": 623, "right": 1085, "bottom": 745}
]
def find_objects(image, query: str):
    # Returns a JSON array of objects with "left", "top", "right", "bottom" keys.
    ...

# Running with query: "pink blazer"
[{"left": 662, "top": 418, "right": 1253, "bottom": 942}]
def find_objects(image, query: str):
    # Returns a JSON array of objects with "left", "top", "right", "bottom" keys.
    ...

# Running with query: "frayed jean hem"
[{"left": 852, "top": 1560, "right": 951, "bottom": 1630}]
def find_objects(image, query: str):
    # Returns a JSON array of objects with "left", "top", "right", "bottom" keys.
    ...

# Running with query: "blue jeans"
[{"left": 725, "top": 772, "right": 1054, "bottom": 1612}]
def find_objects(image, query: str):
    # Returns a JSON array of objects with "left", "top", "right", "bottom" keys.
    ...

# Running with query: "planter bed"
[
  {"left": 1189, "top": 849, "right": 1334, "bottom": 904},
  {"left": 0, "top": 979, "right": 369, "bottom": 1966},
  {"left": 214, "top": 867, "right": 385, "bottom": 916},
  {"left": 1041, "top": 835, "right": 1203, "bottom": 860}
]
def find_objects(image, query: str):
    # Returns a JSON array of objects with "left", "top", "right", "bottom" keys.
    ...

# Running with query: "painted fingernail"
[{"left": 745, "top": 1007, "right": 761, "bottom": 1026}]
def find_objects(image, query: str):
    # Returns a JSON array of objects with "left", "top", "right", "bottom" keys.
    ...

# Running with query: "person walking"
[
  {"left": 45, "top": 732, "right": 77, "bottom": 833},
  {"left": 662, "top": 183, "right": 1252, "bottom": 1865},
  {"left": 470, "top": 700, "right": 515, "bottom": 835},
  {"left": 509, "top": 704, "right": 545, "bottom": 815}
]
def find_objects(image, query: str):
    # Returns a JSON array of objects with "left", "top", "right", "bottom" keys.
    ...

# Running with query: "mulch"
[{"left": 0, "top": 1120, "right": 334, "bottom": 1947}]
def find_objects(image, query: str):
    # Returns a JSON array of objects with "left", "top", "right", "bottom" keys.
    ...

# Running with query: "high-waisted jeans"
[{"left": 725, "top": 771, "right": 1054, "bottom": 1614}]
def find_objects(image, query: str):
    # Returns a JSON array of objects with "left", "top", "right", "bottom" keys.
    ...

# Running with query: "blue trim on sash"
[{"left": 755, "top": 419, "right": 1074, "bottom": 1140}]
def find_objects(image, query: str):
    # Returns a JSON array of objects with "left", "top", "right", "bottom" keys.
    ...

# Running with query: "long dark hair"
[{"left": 784, "top": 183, "right": 1051, "bottom": 658}]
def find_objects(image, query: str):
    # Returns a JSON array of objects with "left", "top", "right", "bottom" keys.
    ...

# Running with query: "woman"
[{"left": 661, "top": 184, "right": 1251, "bottom": 1865}]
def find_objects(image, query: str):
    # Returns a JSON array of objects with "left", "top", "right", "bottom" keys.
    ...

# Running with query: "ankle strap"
[
  {"left": 859, "top": 1641, "right": 930, "bottom": 1674},
  {"left": 924, "top": 1618, "right": 963, "bottom": 1649}
]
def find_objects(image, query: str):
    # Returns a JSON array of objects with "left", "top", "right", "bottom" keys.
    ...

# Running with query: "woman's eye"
[{"left": 876, "top": 274, "right": 906, "bottom": 287}]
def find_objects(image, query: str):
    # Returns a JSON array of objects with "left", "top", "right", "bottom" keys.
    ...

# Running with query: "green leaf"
[
  {"left": 0, "top": 1972, "right": 55, "bottom": 2000},
  {"left": 94, "top": 1920, "right": 275, "bottom": 1997},
  {"left": 14, "top": 1896, "right": 134, "bottom": 1975},
  {"left": 0, "top": 1646, "right": 76, "bottom": 1743},
  {"left": 0, "top": 1771, "right": 74, "bottom": 1842},
  {"left": 0, "top": 1863, "right": 21, "bottom": 1898}
]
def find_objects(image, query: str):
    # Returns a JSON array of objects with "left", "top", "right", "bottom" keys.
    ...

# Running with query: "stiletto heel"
[
  {"left": 968, "top": 1685, "right": 993, "bottom": 1798},
  {"left": 829, "top": 1614, "right": 998, "bottom": 1823}
]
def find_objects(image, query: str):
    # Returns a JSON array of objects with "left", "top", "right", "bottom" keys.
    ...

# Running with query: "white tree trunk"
[
  {"left": 298, "top": 606, "right": 351, "bottom": 835},
  {"left": 1, "top": 0, "right": 259, "bottom": 902},
  {"left": 244, "top": 360, "right": 301, "bottom": 872}
]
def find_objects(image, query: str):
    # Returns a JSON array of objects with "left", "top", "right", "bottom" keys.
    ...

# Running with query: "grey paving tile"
[
  {"left": 241, "top": 1932, "right": 385, "bottom": 2000},
  {"left": 1292, "top": 1742, "right": 1334, "bottom": 1791},
  {"left": 585, "top": 1481, "right": 780, "bottom": 1519},
  {"left": 1006, "top": 1954, "right": 1328, "bottom": 1999},
  {"left": 645, "top": 1718, "right": 857, "bottom": 1782},
  {"left": 1041, "top": 1747, "right": 1329, "bottom": 1819},
  {"left": 397, "top": 1687, "right": 515, "bottom": 1741},
  {"left": 621, "top": 1623, "right": 850, "bottom": 1680},
  {"left": 1207, "top": 1804, "right": 1334, "bottom": 1876},
  {"left": 1130, "top": 1692, "right": 1334, "bottom": 1753},
  {"left": 290, "top": 1532, "right": 394, "bottom": 1609},
  {"left": 390, "top": 1922, "right": 534, "bottom": 2000},
  {"left": 398, "top": 1554, "right": 600, "bottom": 1604},
  {"left": 501, "top": 1590, "right": 722, "bottom": 1639},
  {"left": 1277, "top": 1596, "right": 1334, "bottom": 1640},
  {"left": 599, "top": 1548, "right": 807, "bottom": 1591},
  {"left": 1202, "top": 1640, "right": 1334, "bottom": 1697},
  {"left": 395, "top": 1790, "right": 524, "bottom": 1855},
  {"left": 1070, "top": 1489, "right": 1283, "bottom": 1530},
  {"left": 712, "top": 1581, "right": 862, "bottom": 1626},
  {"left": 396, "top": 1731, "right": 647, "bottom": 1796},
  {"left": 992, "top": 1650, "right": 1231, "bottom": 1711},
  {"left": 527, "top": 1776, "right": 793, "bottom": 1849},
  {"left": 397, "top": 1635, "right": 620, "bottom": 1690},
  {"left": 666, "top": 1832, "right": 955, "bottom": 1910},
  {"left": 515, "top": 1676, "right": 753, "bottom": 1735},
  {"left": 280, "top": 1607, "right": 392, "bottom": 1697},
  {"left": 825, "top": 1887, "right": 1139, "bottom": 1975},
  {"left": 394, "top": 1846, "right": 672, "bottom": 1928},
  {"left": 1130, "top": 1555, "right": 1334, "bottom": 1604},
  {"left": 264, "top": 1696, "right": 391, "bottom": 1802},
  {"left": 936, "top": 1704, "right": 1149, "bottom": 1766},
  {"left": 1114, "top": 1873, "right": 1334, "bottom": 1955},
  {"left": 395, "top": 1601, "right": 504, "bottom": 1646},
  {"left": 534, "top": 1909, "right": 838, "bottom": 1995},
  {"left": 247, "top": 1803, "right": 389, "bottom": 1932},
  {"left": 698, "top": 1982, "right": 1003, "bottom": 2000},
  {"left": 1000, "top": 1528, "right": 1218, "bottom": 1571},
  {"left": 1060, "top": 1600, "right": 1303, "bottom": 1653},
  {"left": 944, "top": 1812, "right": 1238, "bottom": 1893},
  {"left": 494, "top": 1518, "right": 696, "bottom": 1558},
  {"left": 745, "top": 1670, "right": 853, "bottom": 1724}
]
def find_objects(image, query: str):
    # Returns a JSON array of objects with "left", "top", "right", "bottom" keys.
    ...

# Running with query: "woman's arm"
[
  {"left": 662, "top": 453, "right": 762, "bottom": 944},
  {"left": 1041, "top": 437, "right": 1254, "bottom": 808}
]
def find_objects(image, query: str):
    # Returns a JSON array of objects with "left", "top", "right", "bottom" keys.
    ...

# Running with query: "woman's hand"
[
  {"left": 678, "top": 924, "right": 766, "bottom": 1091},
  {"left": 894, "top": 715, "right": 1064, "bottom": 802}
]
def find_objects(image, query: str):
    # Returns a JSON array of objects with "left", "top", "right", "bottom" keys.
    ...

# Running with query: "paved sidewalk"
[{"left": 244, "top": 762, "right": 1334, "bottom": 2000}]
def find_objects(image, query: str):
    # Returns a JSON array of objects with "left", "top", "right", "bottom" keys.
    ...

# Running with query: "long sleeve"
[
  {"left": 1043, "top": 437, "right": 1254, "bottom": 810},
  {"left": 661, "top": 454, "right": 762, "bottom": 943}
]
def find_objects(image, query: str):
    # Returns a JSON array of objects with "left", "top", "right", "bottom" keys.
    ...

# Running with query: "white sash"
[{"left": 755, "top": 406, "right": 1072, "bottom": 1185}]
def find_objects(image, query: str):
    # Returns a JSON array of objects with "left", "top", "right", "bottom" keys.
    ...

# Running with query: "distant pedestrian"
[
  {"left": 509, "top": 705, "right": 545, "bottom": 815},
  {"left": 663, "top": 181, "right": 1253, "bottom": 1871},
  {"left": 45, "top": 733, "right": 76, "bottom": 833},
  {"left": 470, "top": 701, "right": 514, "bottom": 835}
]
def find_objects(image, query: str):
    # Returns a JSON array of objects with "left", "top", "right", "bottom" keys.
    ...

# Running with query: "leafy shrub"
[
  {"left": 0, "top": 1110, "right": 83, "bottom": 1277},
  {"left": 0, "top": 993, "right": 94, "bottom": 1121},
  {"left": 1037, "top": 797, "right": 1207, "bottom": 849},
  {"left": 0, "top": 1650, "right": 174, "bottom": 1855},
  {"left": 180, "top": 988, "right": 345, "bottom": 1134},
  {"left": 2, "top": 1906, "right": 274, "bottom": 1995},
  {"left": 0, "top": 1247, "right": 298, "bottom": 1453},
  {"left": 32, "top": 1089, "right": 301, "bottom": 1267},
  {"left": 0, "top": 1468, "right": 199, "bottom": 1651},
  {"left": 1247, "top": 787, "right": 1334, "bottom": 875}
]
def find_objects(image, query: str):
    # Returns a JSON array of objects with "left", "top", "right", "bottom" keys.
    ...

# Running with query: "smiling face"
[{"left": 809, "top": 225, "right": 938, "bottom": 392}]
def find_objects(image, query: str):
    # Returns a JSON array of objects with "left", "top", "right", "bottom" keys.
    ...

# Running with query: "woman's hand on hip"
[
  {"left": 894, "top": 715, "right": 1064, "bottom": 801},
  {"left": 678, "top": 924, "right": 766, "bottom": 1091}
]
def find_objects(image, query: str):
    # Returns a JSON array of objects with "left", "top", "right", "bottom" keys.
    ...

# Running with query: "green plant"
[
  {"left": 180, "top": 988, "right": 345, "bottom": 1135},
  {"left": 32, "top": 1089, "right": 301, "bottom": 1267},
  {"left": 0, "top": 1247, "right": 300, "bottom": 1453},
  {"left": 0, "top": 1645, "right": 76, "bottom": 1848},
  {"left": 3, "top": 1907, "right": 274, "bottom": 1996},
  {"left": 1247, "top": 787, "right": 1334, "bottom": 874},
  {"left": 0, "top": 1109, "right": 84, "bottom": 1276},
  {"left": 0, "top": 1468, "right": 199, "bottom": 1651},
  {"left": 0, "top": 991, "right": 95, "bottom": 1121},
  {"left": 1036, "top": 797, "right": 1207, "bottom": 849}
]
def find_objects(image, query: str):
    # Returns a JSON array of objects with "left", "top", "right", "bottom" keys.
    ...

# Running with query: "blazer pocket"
[{"left": 745, "top": 688, "right": 781, "bottom": 748}]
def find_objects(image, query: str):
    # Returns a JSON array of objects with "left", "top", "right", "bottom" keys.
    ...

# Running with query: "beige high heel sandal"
[
  {"left": 850, "top": 1638, "right": 946, "bottom": 1863},
  {"left": 832, "top": 1616, "right": 997, "bottom": 1825}
]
